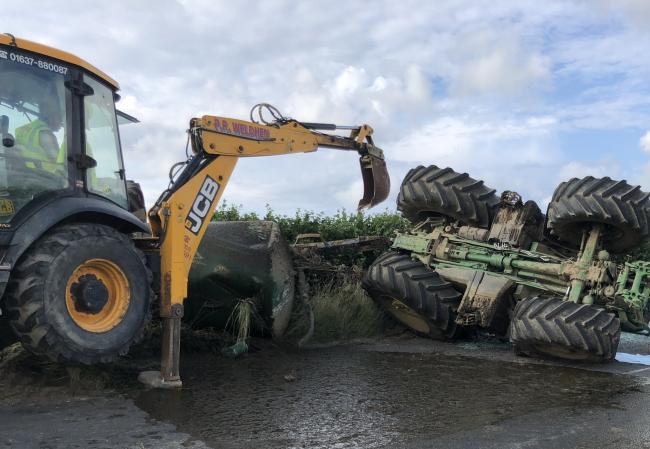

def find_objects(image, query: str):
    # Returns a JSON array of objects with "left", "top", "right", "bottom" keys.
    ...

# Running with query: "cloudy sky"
[{"left": 6, "top": 0, "right": 650, "bottom": 214}]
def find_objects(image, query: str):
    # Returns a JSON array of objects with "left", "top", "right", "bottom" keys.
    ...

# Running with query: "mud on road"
[{"left": 2, "top": 335, "right": 650, "bottom": 448}]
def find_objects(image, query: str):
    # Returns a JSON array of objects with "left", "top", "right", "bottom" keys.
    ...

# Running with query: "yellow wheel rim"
[
  {"left": 65, "top": 258, "right": 130, "bottom": 333},
  {"left": 380, "top": 296, "right": 431, "bottom": 334}
]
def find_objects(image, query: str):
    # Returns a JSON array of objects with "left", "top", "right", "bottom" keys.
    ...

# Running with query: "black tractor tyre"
[
  {"left": 126, "top": 180, "right": 147, "bottom": 222},
  {"left": 362, "top": 251, "right": 462, "bottom": 340},
  {"left": 0, "top": 311, "right": 16, "bottom": 349},
  {"left": 510, "top": 296, "right": 620, "bottom": 362},
  {"left": 4, "top": 223, "right": 153, "bottom": 365},
  {"left": 397, "top": 165, "right": 500, "bottom": 228},
  {"left": 547, "top": 176, "right": 650, "bottom": 253}
]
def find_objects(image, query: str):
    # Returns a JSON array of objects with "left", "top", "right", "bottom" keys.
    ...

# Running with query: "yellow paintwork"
[
  {"left": 198, "top": 115, "right": 377, "bottom": 156},
  {"left": 151, "top": 156, "right": 238, "bottom": 316},
  {"left": 0, "top": 199, "right": 15, "bottom": 216},
  {"left": 386, "top": 298, "right": 431, "bottom": 334},
  {"left": 0, "top": 34, "right": 118, "bottom": 88},
  {"left": 65, "top": 258, "right": 131, "bottom": 332},
  {"left": 199, "top": 116, "right": 319, "bottom": 156}
]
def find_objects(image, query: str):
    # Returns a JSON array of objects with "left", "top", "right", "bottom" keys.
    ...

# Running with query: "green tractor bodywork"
[
  {"left": 392, "top": 221, "right": 650, "bottom": 334},
  {"left": 364, "top": 165, "right": 650, "bottom": 362}
]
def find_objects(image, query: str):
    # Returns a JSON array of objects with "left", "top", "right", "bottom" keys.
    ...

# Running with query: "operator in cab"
[{"left": 14, "top": 82, "right": 65, "bottom": 175}]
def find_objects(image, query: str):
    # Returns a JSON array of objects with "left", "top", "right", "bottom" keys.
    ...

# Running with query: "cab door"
[{"left": 83, "top": 75, "right": 128, "bottom": 209}]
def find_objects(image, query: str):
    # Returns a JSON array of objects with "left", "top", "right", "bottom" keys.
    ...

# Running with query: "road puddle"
[
  {"left": 134, "top": 346, "right": 640, "bottom": 449},
  {"left": 616, "top": 352, "right": 650, "bottom": 366}
]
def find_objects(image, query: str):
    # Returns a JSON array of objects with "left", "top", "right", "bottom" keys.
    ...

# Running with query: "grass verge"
[{"left": 284, "top": 281, "right": 384, "bottom": 344}]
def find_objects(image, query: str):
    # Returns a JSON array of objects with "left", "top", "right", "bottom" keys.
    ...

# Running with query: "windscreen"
[{"left": 0, "top": 47, "right": 70, "bottom": 223}]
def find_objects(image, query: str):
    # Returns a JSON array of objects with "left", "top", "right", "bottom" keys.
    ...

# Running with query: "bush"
[{"left": 213, "top": 201, "right": 408, "bottom": 243}]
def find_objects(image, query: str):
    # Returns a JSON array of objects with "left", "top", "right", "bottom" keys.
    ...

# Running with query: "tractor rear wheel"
[
  {"left": 362, "top": 251, "right": 462, "bottom": 340},
  {"left": 5, "top": 223, "right": 152, "bottom": 365},
  {"left": 510, "top": 296, "right": 620, "bottom": 362},
  {"left": 397, "top": 165, "right": 500, "bottom": 228},
  {"left": 126, "top": 180, "right": 147, "bottom": 222},
  {"left": 546, "top": 176, "right": 650, "bottom": 253}
]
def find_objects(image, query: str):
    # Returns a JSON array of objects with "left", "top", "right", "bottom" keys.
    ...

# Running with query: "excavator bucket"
[{"left": 358, "top": 154, "right": 390, "bottom": 210}]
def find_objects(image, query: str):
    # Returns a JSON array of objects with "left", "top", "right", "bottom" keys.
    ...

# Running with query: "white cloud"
[
  {"left": 640, "top": 131, "right": 650, "bottom": 152},
  {"left": 6, "top": 0, "right": 650, "bottom": 214},
  {"left": 334, "top": 180, "right": 365, "bottom": 208},
  {"left": 448, "top": 30, "right": 550, "bottom": 97},
  {"left": 631, "top": 162, "right": 650, "bottom": 190},
  {"left": 387, "top": 115, "right": 562, "bottom": 205},
  {"left": 390, "top": 115, "right": 558, "bottom": 164},
  {"left": 558, "top": 161, "right": 621, "bottom": 181},
  {"left": 404, "top": 65, "right": 431, "bottom": 101},
  {"left": 596, "top": 0, "right": 650, "bottom": 30},
  {"left": 330, "top": 67, "right": 368, "bottom": 104}
]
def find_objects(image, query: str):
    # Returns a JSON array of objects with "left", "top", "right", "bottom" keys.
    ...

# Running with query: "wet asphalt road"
[{"left": 2, "top": 335, "right": 650, "bottom": 449}]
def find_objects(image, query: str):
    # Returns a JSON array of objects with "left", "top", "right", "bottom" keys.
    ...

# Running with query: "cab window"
[
  {"left": 0, "top": 50, "right": 69, "bottom": 223},
  {"left": 83, "top": 76, "right": 128, "bottom": 209}
]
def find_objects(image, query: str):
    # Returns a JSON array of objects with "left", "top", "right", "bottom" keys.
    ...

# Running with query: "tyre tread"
[
  {"left": 398, "top": 165, "right": 500, "bottom": 228},
  {"left": 362, "top": 251, "right": 462, "bottom": 340},
  {"left": 547, "top": 176, "right": 650, "bottom": 252},
  {"left": 510, "top": 296, "right": 620, "bottom": 362},
  {"left": 4, "top": 223, "right": 153, "bottom": 365}
]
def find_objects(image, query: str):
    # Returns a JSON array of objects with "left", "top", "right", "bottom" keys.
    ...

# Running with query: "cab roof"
[{"left": 0, "top": 34, "right": 119, "bottom": 89}]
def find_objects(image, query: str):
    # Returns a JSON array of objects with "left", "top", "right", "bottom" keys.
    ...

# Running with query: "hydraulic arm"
[{"left": 141, "top": 104, "right": 390, "bottom": 387}]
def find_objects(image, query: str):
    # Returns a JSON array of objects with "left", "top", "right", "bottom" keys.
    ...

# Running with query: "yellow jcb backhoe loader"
[{"left": 0, "top": 34, "right": 389, "bottom": 388}]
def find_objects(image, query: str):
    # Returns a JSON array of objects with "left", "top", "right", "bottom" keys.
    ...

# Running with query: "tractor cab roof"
[{"left": 0, "top": 33, "right": 118, "bottom": 89}]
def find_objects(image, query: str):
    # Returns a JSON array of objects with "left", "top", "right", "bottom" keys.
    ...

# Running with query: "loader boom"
[{"left": 144, "top": 107, "right": 390, "bottom": 387}]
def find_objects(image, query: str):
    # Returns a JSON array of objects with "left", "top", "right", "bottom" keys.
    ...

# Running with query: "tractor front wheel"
[
  {"left": 363, "top": 251, "right": 462, "bottom": 340},
  {"left": 5, "top": 223, "right": 152, "bottom": 365}
]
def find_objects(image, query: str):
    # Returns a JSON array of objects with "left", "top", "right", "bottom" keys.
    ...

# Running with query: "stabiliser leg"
[
  {"left": 160, "top": 314, "right": 182, "bottom": 384},
  {"left": 138, "top": 304, "right": 184, "bottom": 389}
]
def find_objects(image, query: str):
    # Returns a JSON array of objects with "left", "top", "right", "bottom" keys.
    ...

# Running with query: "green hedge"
[{"left": 213, "top": 201, "right": 408, "bottom": 243}]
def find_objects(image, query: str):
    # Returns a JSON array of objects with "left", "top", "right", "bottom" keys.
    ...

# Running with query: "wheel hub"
[
  {"left": 381, "top": 296, "right": 431, "bottom": 334},
  {"left": 65, "top": 258, "right": 131, "bottom": 333},
  {"left": 70, "top": 274, "right": 109, "bottom": 314}
]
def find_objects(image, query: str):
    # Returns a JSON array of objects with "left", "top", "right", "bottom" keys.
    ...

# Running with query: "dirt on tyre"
[
  {"left": 547, "top": 176, "right": 650, "bottom": 253},
  {"left": 510, "top": 296, "right": 620, "bottom": 362},
  {"left": 397, "top": 165, "right": 500, "bottom": 228},
  {"left": 4, "top": 223, "right": 153, "bottom": 365},
  {"left": 362, "top": 251, "right": 462, "bottom": 340}
]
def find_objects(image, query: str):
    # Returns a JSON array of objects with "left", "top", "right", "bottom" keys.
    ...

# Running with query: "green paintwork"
[
  {"left": 186, "top": 221, "right": 295, "bottom": 337},
  {"left": 392, "top": 233, "right": 431, "bottom": 254},
  {"left": 616, "top": 261, "right": 650, "bottom": 311},
  {"left": 392, "top": 222, "right": 650, "bottom": 332},
  {"left": 567, "top": 225, "right": 601, "bottom": 303}
]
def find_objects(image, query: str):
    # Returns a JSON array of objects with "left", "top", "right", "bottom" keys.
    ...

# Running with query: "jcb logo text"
[{"left": 185, "top": 176, "right": 220, "bottom": 234}]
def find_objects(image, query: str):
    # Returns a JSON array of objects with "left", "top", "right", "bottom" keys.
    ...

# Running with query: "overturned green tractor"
[{"left": 363, "top": 165, "right": 650, "bottom": 362}]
